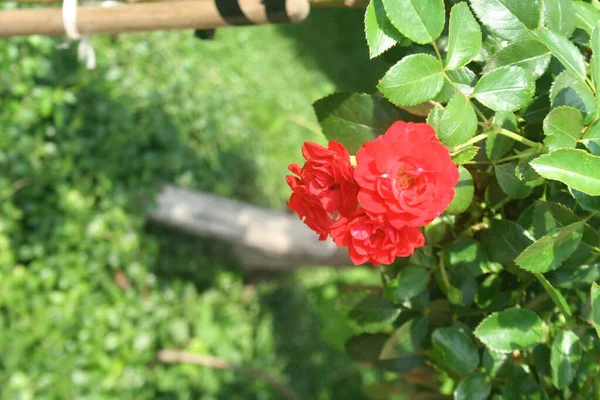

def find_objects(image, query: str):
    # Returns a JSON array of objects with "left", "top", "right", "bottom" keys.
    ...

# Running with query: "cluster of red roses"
[{"left": 286, "top": 122, "right": 460, "bottom": 266}]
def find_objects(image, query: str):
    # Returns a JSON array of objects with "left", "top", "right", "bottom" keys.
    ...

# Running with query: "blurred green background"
[{"left": 0, "top": 7, "right": 392, "bottom": 399}]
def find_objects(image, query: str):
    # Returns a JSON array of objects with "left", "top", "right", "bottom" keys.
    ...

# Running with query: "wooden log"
[
  {"left": 150, "top": 185, "right": 353, "bottom": 269},
  {"left": 0, "top": 0, "right": 310, "bottom": 37}
]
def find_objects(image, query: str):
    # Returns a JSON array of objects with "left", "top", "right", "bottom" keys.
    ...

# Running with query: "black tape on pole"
[
  {"left": 215, "top": 0, "right": 254, "bottom": 25},
  {"left": 263, "top": 0, "right": 290, "bottom": 23}
]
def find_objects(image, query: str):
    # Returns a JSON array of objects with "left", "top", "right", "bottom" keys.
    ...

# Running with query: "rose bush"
[{"left": 287, "top": 0, "right": 600, "bottom": 398}]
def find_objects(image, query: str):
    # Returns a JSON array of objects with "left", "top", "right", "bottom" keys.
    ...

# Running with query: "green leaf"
[
  {"left": 582, "top": 121, "right": 600, "bottom": 156},
  {"left": 345, "top": 333, "right": 388, "bottom": 363},
  {"left": 516, "top": 222, "right": 584, "bottom": 273},
  {"left": 530, "top": 149, "right": 600, "bottom": 196},
  {"left": 445, "top": 166, "right": 474, "bottom": 215},
  {"left": 541, "top": 0, "right": 576, "bottom": 37},
  {"left": 336, "top": 290, "right": 371, "bottom": 315},
  {"left": 427, "top": 106, "right": 443, "bottom": 132},
  {"left": 523, "top": 94, "right": 552, "bottom": 125},
  {"left": 380, "top": 316, "right": 429, "bottom": 358},
  {"left": 591, "top": 23, "right": 600, "bottom": 96},
  {"left": 475, "top": 274, "right": 502, "bottom": 309},
  {"left": 550, "top": 71, "right": 596, "bottom": 124},
  {"left": 486, "top": 112, "right": 517, "bottom": 161},
  {"left": 384, "top": 267, "right": 430, "bottom": 301},
  {"left": 347, "top": 293, "right": 400, "bottom": 332},
  {"left": 484, "top": 40, "right": 551, "bottom": 79},
  {"left": 424, "top": 216, "right": 455, "bottom": 244},
  {"left": 532, "top": 201, "right": 600, "bottom": 264},
  {"left": 378, "top": 316, "right": 429, "bottom": 372},
  {"left": 574, "top": 1, "right": 600, "bottom": 35},
  {"left": 469, "top": 0, "right": 539, "bottom": 41},
  {"left": 438, "top": 95, "right": 478, "bottom": 148},
  {"left": 382, "top": 0, "right": 445, "bottom": 44},
  {"left": 517, "top": 154, "right": 544, "bottom": 182},
  {"left": 534, "top": 273, "right": 572, "bottom": 317},
  {"left": 376, "top": 354, "right": 427, "bottom": 373},
  {"left": 549, "top": 263, "right": 600, "bottom": 289},
  {"left": 570, "top": 188, "right": 600, "bottom": 212},
  {"left": 474, "top": 307, "right": 543, "bottom": 353},
  {"left": 436, "top": 67, "right": 477, "bottom": 103},
  {"left": 454, "top": 373, "right": 492, "bottom": 400},
  {"left": 364, "top": 0, "right": 404, "bottom": 58},
  {"left": 533, "top": 201, "right": 578, "bottom": 238},
  {"left": 452, "top": 146, "right": 479, "bottom": 165},
  {"left": 551, "top": 330, "right": 582, "bottom": 389},
  {"left": 530, "top": 28, "right": 587, "bottom": 82},
  {"left": 483, "top": 220, "right": 533, "bottom": 263},
  {"left": 432, "top": 327, "right": 479, "bottom": 374},
  {"left": 446, "top": 2, "right": 482, "bottom": 70},
  {"left": 447, "top": 237, "right": 490, "bottom": 277},
  {"left": 495, "top": 162, "right": 534, "bottom": 199},
  {"left": 592, "top": 283, "right": 600, "bottom": 337},
  {"left": 542, "top": 106, "right": 583, "bottom": 150},
  {"left": 313, "top": 93, "right": 404, "bottom": 153},
  {"left": 473, "top": 66, "right": 535, "bottom": 112},
  {"left": 379, "top": 54, "right": 444, "bottom": 106}
]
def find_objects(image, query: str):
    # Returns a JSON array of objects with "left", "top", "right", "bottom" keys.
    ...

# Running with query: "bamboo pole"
[
  {"left": 0, "top": 0, "right": 368, "bottom": 6},
  {"left": 0, "top": 0, "right": 310, "bottom": 37}
]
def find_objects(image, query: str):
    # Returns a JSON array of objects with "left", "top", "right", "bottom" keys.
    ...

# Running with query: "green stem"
[
  {"left": 497, "top": 128, "right": 542, "bottom": 149},
  {"left": 471, "top": 102, "right": 490, "bottom": 123},
  {"left": 586, "top": 77, "right": 596, "bottom": 93},
  {"left": 584, "top": 211, "right": 600, "bottom": 223},
  {"left": 451, "top": 132, "right": 490, "bottom": 153},
  {"left": 431, "top": 39, "right": 491, "bottom": 126},
  {"left": 438, "top": 253, "right": 451, "bottom": 290},
  {"left": 495, "top": 149, "right": 538, "bottom": 164},
  {"left": 431, "top": 40, "right": 443, "bottom": 63},
  {"left": 490, "top": 196, "right": 513, "bottom": 212},
  {"left": 441, "top": 71, "right": 490, "bottom": 123}
]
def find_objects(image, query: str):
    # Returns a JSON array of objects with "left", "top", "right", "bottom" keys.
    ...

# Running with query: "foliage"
[
  {"left": 311, "top": 0, "right": 600, "bottom": 398},
  {"left": 0, "top": 8, "right": 388, "bottom": 399}
]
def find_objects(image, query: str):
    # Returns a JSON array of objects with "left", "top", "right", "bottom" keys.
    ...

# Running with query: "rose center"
[{"left": 395, "top": 169, "right": 417, "bottom": 189}]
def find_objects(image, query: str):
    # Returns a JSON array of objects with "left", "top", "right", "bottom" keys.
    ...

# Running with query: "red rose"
[
  {"left": 354, "top": 122, "right": 459, "bottom": 228},
  {"left": 286, "top": 175, "right": 333, "bottom": 240},
  {"left": 330, "top": 209, "right": 425, "bottom": 266},
  {"left": 286, "top": 140, "right": 359, "bottom": 239}
]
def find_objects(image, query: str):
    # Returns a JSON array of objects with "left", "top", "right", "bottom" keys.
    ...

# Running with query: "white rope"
[{"left": 62, "top": 0, "right": 96, "bottom": 69}]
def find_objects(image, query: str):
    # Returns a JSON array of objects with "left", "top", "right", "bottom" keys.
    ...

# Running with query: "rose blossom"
[
  {"left": 354, "top": 121, "right": 459, "bottom": 228},
  {"left": 286, "top": 140, "right": 359, "bottom": 240},
  {"left": 330, "top": 209, "right": 425, "bottom": 266}
]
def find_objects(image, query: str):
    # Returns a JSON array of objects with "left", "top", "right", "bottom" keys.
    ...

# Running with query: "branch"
[{"left": 157, "top": 350, "right": 302, "bottom": 400}]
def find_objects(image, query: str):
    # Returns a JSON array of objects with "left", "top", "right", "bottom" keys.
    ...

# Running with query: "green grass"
[{"left": 0, "top": 7, "right": 387, "bottom": 399}]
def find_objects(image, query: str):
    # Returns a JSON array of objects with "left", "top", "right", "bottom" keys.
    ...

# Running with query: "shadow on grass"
[
  {"left": 259, "top": 277, "right": 369, "bottom": 400},
  {"left": 8, "top": 23, "right": 378, "bottom": 398},
  {"left": 277, "top": 7, "right": 389, "bottom": 94}
]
